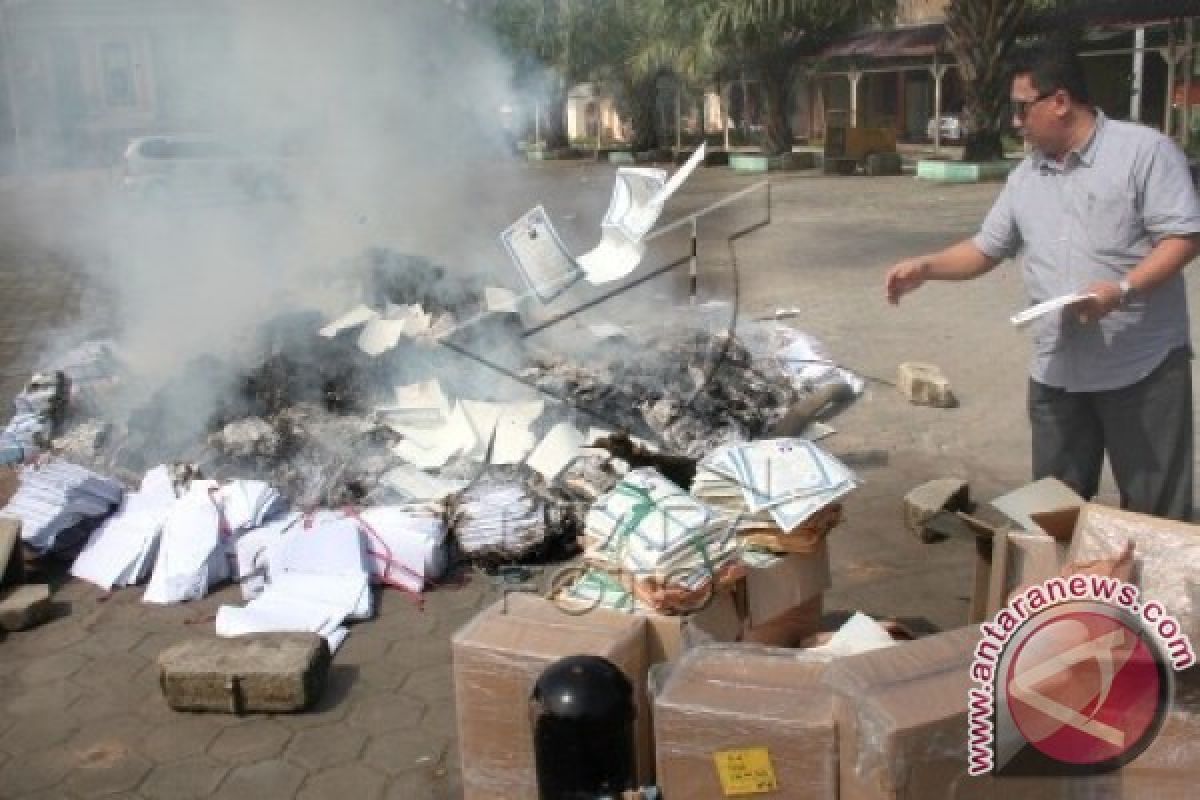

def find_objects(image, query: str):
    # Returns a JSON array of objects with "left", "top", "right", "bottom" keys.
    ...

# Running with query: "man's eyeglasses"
[{"left": 1011, "top": 92, "right": 1056, "bottom": 120}]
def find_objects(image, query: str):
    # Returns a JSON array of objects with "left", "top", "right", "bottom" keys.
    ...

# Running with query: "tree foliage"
[{"left": 944, "top": 0, "right": 1028, "bottom": 162}]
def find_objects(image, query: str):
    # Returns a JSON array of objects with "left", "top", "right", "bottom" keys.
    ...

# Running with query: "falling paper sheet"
[
  {"left": 320, "top": 305, "right": 379, "bottom": 338},
  {"left": 578, "top": 230, "right": 647, "bottom": 285},
  {"left": 603, "top": 167, "right": 668, "bottom": 241},
  {"left": 357, "top": 317, "right": 408, "bottom": 356},
  {"left": 500, "top": 205, "right": 582, "bottom": 302}
]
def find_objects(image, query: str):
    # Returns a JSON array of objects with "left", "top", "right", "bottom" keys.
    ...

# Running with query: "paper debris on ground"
[
  {"left": 70, "top": 465, "right": 175, "bottom": 591},
  {"left": 526, "top": 422, "right": 586, "bottom": 482},
  {"left": 357, "top": 317, "right": 408, "bottom": 356},
  {"left": 453, "top": 481, "right": 547, "bottom": 560},
  {"left": 143, "top": 480, "right": 224, "bottom": 605},
  {"left": 356, "top": 504, "right": 448, "bottom": 592}
]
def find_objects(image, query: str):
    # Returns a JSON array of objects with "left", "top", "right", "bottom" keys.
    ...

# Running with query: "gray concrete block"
[
  {"left": 0, "top": 583, "right": 52, "bottom": 631},
  {"left": 904, "top": 478, "right": 970, "bottom": 542},
  {"left": 158, "top": 633, "right": 331, "bottom": 713},
  {"left": 897, "top": 362, "right": 957, "bottom": 408},
  {"left": 0, "top": 515, "right": 22, "bottom": 587}
]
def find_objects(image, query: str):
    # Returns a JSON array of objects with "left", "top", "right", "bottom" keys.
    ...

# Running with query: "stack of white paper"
[
  {"left": 355, "top": 504, "right": 449, "bottom": 592},
  {"left": 231, "top": 511, "right": 302, "bottom": 600},
  {"left": 452, "top": 481, "right": 547, "bottom": 560},
  {"left": 216, "top": 480, "right": 286, "bottom": 532},
  {"left": 143, "top": 480, "right": 227, "bottom": 605},
  {"left": 71, "top": 465, "right": 176, "bottom": 591},
  {"left": 5, "top": 458, "right": 124, "bottom": 553},
  {"left": 217, "top": 513, "right": 373, "bottom": 652},
  {"left": 692, "top": 439, "right": 858, "bottom": 533},
  {"left": 584, "top": 467, "right": 740, "bottom": 593}
]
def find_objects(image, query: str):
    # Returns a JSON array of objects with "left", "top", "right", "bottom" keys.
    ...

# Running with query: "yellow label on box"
[{"left": 713, "top": 747, "right": 778, "bottom": 795}]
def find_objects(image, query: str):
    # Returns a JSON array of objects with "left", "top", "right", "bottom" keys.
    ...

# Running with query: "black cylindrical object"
[{"left": 531, "top": 654, "right": 636, "bottom": 800}]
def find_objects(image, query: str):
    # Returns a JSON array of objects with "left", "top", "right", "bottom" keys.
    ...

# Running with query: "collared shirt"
[{"left": 973, "top": 111, "right": 1200, "bottom": 392}]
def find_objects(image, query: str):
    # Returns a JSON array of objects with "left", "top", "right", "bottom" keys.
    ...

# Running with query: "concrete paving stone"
[
  {"left": 401, "top": 664, "right": 454, "bottom": 703},
  {"left": 0, "top": 747, "right": 72, "bottom": 794},
  {"left": 274, "top": 664, "right": 357, "bottom": 731},
  {"left": 355, "top": 657, "right": 414, "bottom": 692},
  {"left": 139, "top": 756, "right": 231, "bottom": 800},
  {"left": 0, "top": 708, "right": 80, "bottom": 756},
  {"left": 4, "top": 679, "right": 85, "bottom": 716},
  {"left": 0, "top": 584, "right": 53, "bottom": 634},
  {"left": 141, "top": 716, "right": 230, "bottom": 763},
  {"left": 386, "top": 637, "right": 451, "bottom": 670},
  {"left": 68, "top": 651, "right": 151, "bottom": 693},
  {"left": 207, "top": 719, "right": 293, "bottom": 765},
  {"left": 70, "top": 686, "right": 158, "bottom": 723},
  {"left": 383, "top": 772, "right": 437, "bottom": 800},
  {"left": 133, "top": 631, "right": 196, "bottom": 663},
  {"left": 345, "top": 692, "right": 426, "bottom": 736},
  {"left": 5, "top": 620, "right": 89, "bottom": 657},
  {"left": 71, "top": 629, "right": 150, "bottom": 659},
  {"left": 418, "top": 704, "right": 457, "bottom": 742},
  {"left": 362, "top": 729, "right": 448, "bottom": 777},
  {"left": 335, "top": 631, "right": 393, "bottom": 665},
  {"left": 285, "top": 725, "right": 368, "bottom": 770},
  {"left": 64, "top": 712, "right": 150, "bottom": 760},
  {"left": 62, "top": 748, "right": 152, "bottom": 798},
  {"left": 210, "top": 758, "right": 306, "bottom": 800},
  {"left": 297, "top": 764, "right": 386, "bottom": 800}
]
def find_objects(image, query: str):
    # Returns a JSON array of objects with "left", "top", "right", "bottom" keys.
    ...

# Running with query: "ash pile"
[{"left": 0, "top": 247, "right": 861, "bottom": 650}]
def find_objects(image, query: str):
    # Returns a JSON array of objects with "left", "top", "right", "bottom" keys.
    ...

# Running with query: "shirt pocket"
[{"left": 1086, "top": 185, "right": 1138, "bottom": 253}]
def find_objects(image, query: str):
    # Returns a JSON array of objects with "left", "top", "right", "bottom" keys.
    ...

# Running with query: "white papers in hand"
[
  {"left": 1011, "top": 293, "right": 1095, "bottom": 329},
  {"left": 500, "top": 206, "right": 582, "bottom": 302}
]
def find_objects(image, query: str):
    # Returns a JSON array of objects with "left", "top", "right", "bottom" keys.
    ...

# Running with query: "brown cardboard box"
[
  {"left": 640, "top": 586, "right": 744, "bottom": 663},
  {"left": 741, "top": 545, "right": 830, "bottom": 646},
  {"left": 452, "top": 593, "right": 650, "bottom": 799},
  {"left": 654, "top": 644, "right": 837, "bottom": 799},
  {"left": 1053, "top": 504, "right": 1200, "bottom": 640}
]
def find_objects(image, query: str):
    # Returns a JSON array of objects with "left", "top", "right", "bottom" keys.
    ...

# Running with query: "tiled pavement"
[{"left": 0, "top": 565, "right": 503, "bottom": 799}]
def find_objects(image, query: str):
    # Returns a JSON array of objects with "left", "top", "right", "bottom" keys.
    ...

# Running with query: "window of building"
[{"left": 102, "top": 42, "right": 136, "bottom": 107}]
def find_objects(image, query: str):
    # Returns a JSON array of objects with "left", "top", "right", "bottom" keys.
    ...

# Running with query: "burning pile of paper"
[
  {"left": 582, "top": 467, "right": 742, "bottom": 612},
  {"left": 692, "top": 439, "right": 856, "bottom": 553}
]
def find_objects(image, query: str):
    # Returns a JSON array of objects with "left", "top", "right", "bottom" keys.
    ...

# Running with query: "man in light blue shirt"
[{"left": 885, "top": 45, "right": 1200, "bottom": 520}]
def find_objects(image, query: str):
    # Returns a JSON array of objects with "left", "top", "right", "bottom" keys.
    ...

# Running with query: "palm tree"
[
  {"left": 944, "top": 0, "right": 1029, "bottom": 162},
  {"left": 702, "top": 0, "right": 895, "bottom": 156}
]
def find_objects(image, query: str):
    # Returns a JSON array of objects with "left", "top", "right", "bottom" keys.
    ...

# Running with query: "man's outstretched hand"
[{"left": 885, "top": 258, "right": 931, "bottom": 305}]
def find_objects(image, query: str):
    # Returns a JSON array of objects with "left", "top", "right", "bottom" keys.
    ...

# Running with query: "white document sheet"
[
  {"left": 603, "top": 167, "right": 668, "bottom": 242},
  {"left": 526, "top": 422, "right": 586, "bottom": 481},
  {"left": 357, "top": 505, "right": 448, "bottom": 592},
  {"left": 1011, "top": 293, "right": 1095, "bottom": 329},
  {"left": 357, "top": 317, "right": 408, "bottom": 356},
  {"left": 500, "top": 205, "right": 583, "bottom": 302},
  {"left": 578, "top": 229, "right": 647, "bottom": 285},
  {"left": 319, "top": 305, "right": 379, "bottom": 338},
  {"left": 460, "top": 399, "right": 544, "bottom": 464},
  {"left": 143, "top": 482, "right": 223, "bottom": 605},
  {"left": 485, "top": 287, "right": 521, "bottom": 313}
]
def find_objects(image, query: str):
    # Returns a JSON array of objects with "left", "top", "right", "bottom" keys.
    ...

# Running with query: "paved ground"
[{"left": 0, "top": 159, "right": 1195, "bottom": 798}]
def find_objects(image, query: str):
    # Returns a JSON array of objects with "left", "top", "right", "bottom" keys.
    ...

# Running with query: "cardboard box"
[
  {"left": 452, "top": 593, "right": 651, "bottom": 799},
  {"left": 640, "top": 587, "right": 744, "bottom": 663},
  {"left": 741, "top": 545, "right": 831, "bottom": 646},
  {"left": 826, "top": 627, "right": 984, "bottom": 800},
  {"left": 654, "top": 644, "right": 837, "bottom": 799}
]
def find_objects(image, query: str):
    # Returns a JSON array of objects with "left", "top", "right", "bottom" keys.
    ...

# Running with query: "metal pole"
[
  {"left": 1131, "top": 27, "right": 1145, "bottom": 122},
  {"left": 675, "top": 81, "right": 682, "bottom": 152},
  {"left": 1165, "top": 24, "right": 1177, "bottom": 137},
  {"left": 932, "top": 61, "right": 945, "bottom": 155},
  {"left": 688, "top": 216, "right": 698, "bottom": 305},
  {"left": 535, "top": 100, "right": 541, "bottom": 146},
  {"left": 722, "top": 86, "right": 730, "bottom": 150},
  {"left": 849, "top": 70, "right": 861, "bottom": 128},
  {"left": 1184, "top": 21, "right": 1194, "bottom": 149}
]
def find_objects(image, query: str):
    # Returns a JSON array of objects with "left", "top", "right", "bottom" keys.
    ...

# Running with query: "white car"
[
  {"left": 926, "top": 114, "right": 970, "bottom": 142},
  {"left": 118, "top": 135, "right": 292, "bottom": 203}
]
